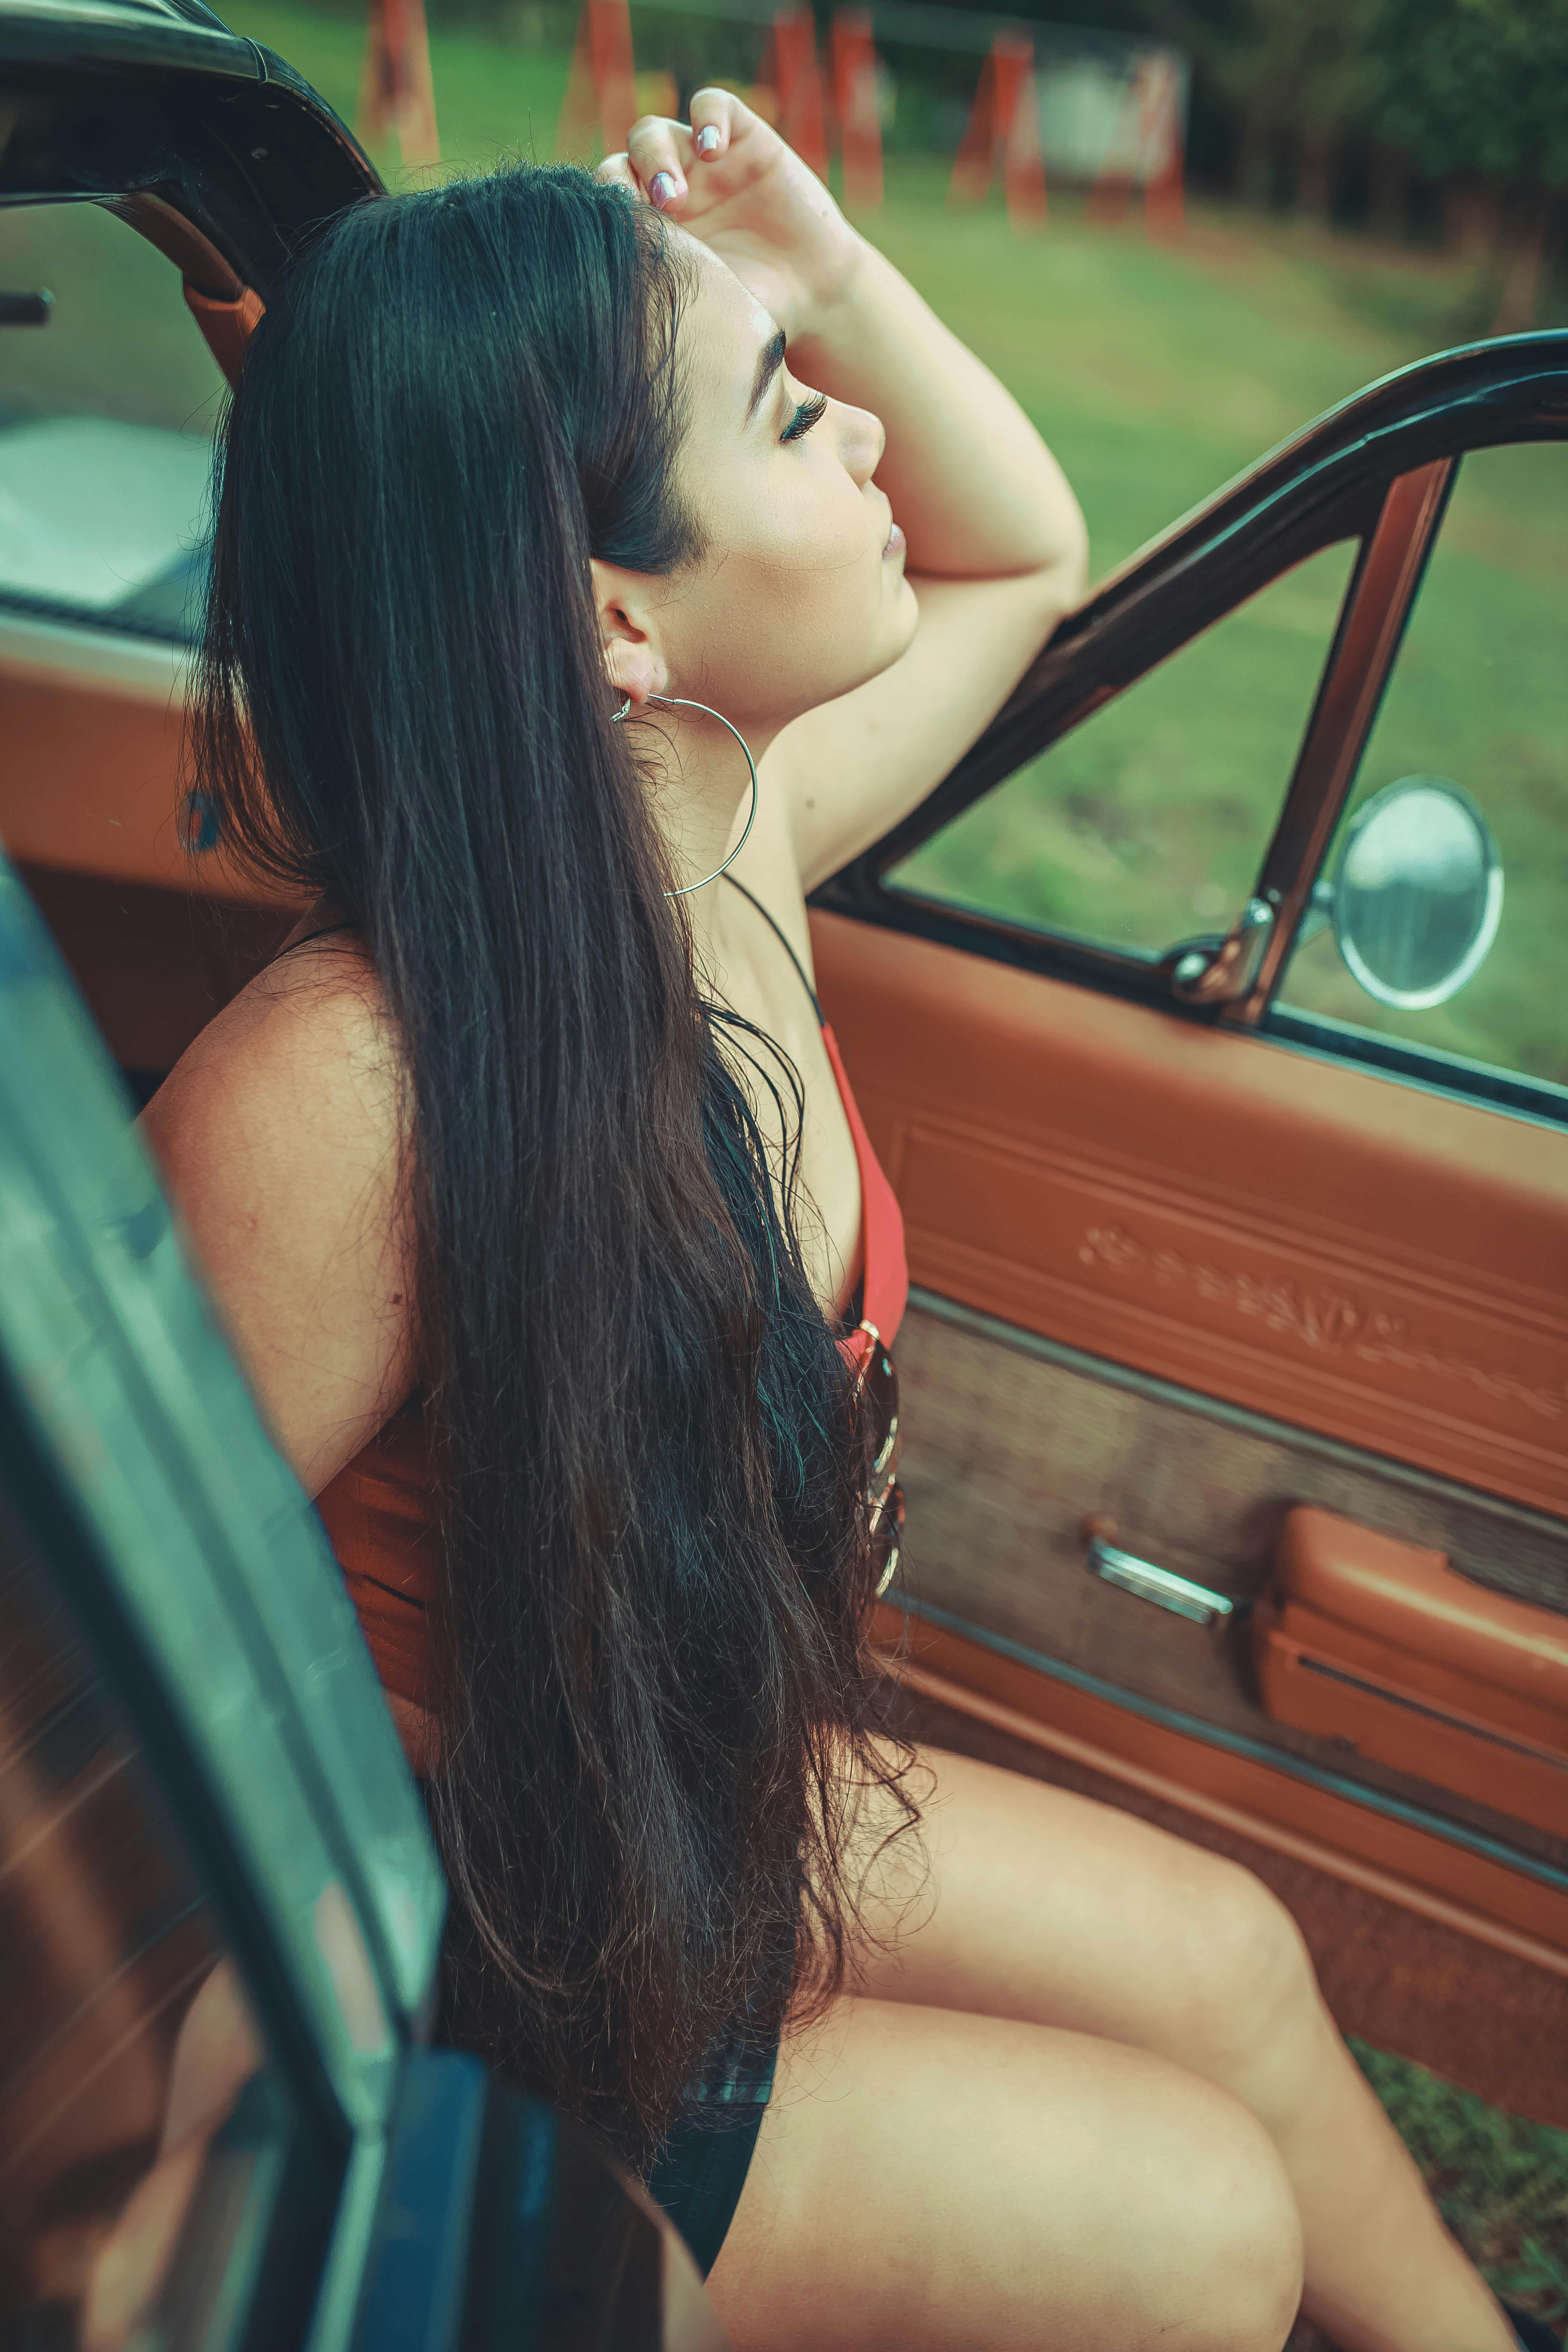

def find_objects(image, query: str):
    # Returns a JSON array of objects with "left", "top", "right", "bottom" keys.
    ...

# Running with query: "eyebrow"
[{"left": 745, "top": 328, "right": 787, "bottom": 424}]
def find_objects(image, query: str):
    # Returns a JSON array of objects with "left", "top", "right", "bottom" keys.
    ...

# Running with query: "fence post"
[
  {"left": 358, "top": 0, "right": 440, "bottom": 167},
  {"left": 554, "top": 0, "right": 637, "bottom": 161},
  {"left": 1141, "top": 54, "right": 1185, "bottom": 239},
  {"left": 948, "top": 43, "right": 996, "bottom": 206},
  {"left": 949, "top": 32, "right": 1044, "bottom": 228},
  {"left": 831, "top": 8, "right": 883, "bottom": 210},
  {"left": 1087, "top": 50, "right": 1184, "bottom": 237},
  {"left": 767, "top": 7, "right": 828, "bottom": 181}
]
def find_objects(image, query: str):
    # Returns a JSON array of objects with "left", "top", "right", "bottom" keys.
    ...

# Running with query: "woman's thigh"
[
  {"left": 838, "top": 1741, "right": 1312, "bottom": 2081},
  {"left": 706, "top": 1994, "right": 1304, "bottom": 2352}
]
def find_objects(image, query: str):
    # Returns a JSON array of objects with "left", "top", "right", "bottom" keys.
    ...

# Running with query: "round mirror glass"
[{"left": 1331, "top": 777, "right": 1503, "bottom": 1011}]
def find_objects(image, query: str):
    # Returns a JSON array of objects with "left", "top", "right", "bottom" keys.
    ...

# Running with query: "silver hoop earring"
[{"left": 611, "top": 694, "right": 759, "bottom": 898}]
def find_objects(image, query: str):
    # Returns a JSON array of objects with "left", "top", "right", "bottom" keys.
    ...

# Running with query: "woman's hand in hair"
[{"left": 597, "top": 88, "right": 862, "bottom": 341}]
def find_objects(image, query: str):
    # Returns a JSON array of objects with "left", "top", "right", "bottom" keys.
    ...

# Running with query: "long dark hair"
[{"left": 192, "top": 161, "right": 914, "bottom": 2163}]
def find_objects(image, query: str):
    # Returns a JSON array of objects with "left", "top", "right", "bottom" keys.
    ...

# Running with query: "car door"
[
  {"left": 809, "top": 336, "right": 1568, "bottom": 2113},
  {"left": 0, "top": 19, "right": 729, "bottom": 2340},
  {"left": 0, "top": 775, "right": 725, "bottom": 2352}
]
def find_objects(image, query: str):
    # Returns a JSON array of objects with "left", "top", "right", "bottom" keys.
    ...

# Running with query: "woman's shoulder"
[
  {"left": 137, "top": 909, "right": 418, "bottom": 1496},
  {"left": 147, "top": 911, "right": 399, "bottom": 1160}
]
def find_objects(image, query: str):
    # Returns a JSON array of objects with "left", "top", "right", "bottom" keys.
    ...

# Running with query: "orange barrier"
[
  {"left": 1141, "top": 51, "right": 1185, "bottom": 239},
  {"left": 830, "top": 8, "right": 883, "bottom": 210},
  {"left": 553, "top": 0, "right": 638, "bottom": 160},
  {"left": 949, "top": 31, "right": 1046, "bottom": 228},
  {"left": 759, "top": 7, "right": 828, "bottom": 182},
  {"left": 357, "top": 0, "right": 440, "bottom": 168},
  {"left": 552, "top": 0, "right": 884, "bottom": 205},
  {"left": 1085, "top": 48, "right": 1184, "bottom": 237}
]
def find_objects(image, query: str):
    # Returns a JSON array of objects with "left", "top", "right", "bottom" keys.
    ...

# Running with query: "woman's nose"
[{"left": 837, "top": 399, "right": 885, "bottom": 489}]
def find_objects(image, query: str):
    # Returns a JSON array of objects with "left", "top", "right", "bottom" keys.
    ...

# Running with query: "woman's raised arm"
[
  {"left": 770, "top": 228, "right": 1089, "bottom": 884},
  {"left": 604, "top": 90, "right": 1089, "bottom": 888},
  {"left": 786, "top": 232, "right": 1086, "bottom": 591}
]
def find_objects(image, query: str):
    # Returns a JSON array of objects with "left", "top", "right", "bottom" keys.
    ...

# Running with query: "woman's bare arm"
[
  {"left": 788, "top": 233, "right": 1085, "bottom": 589},
  {"left": 770, "top": 235, "right": 1087, "bottom": 886}
]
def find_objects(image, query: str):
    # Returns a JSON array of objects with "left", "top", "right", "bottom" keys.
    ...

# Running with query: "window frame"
[{"left": 814, "top": 332, "right": 1568, "bottom": 1128}]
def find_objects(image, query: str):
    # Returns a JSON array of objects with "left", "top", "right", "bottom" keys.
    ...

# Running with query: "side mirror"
[{"left": 1312, "top": 777, "right": 1503, "bottom": 1011}]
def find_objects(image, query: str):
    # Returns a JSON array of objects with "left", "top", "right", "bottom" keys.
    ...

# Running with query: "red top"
[
  {"left": 318, "top": 901, "right": 908, "bottom": 1712},
  {"left": 823, "top": 1018, "right": 907, "bottom": 1367}
]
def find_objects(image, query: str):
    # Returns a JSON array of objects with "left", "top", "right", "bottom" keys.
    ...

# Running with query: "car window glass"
[
  {"left": 885, "top": 541, "right": 1358, "bottom": 960},
  {"left": 0, "top": 202, "right": 221, "bottom": 638},
  {"left": 0, "top": 1478, "right": 318, "bottom": 2351},
  {"left": 1276, "top": 447, "right": 1567, "bottom": 1093}
]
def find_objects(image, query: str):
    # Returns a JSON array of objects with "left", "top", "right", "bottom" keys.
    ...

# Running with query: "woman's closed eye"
[{"left": 781, "top": 391, "right": 828, "bottom": 444}]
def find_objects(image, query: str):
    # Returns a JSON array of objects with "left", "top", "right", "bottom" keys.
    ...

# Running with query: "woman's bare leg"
[
  {"left": 707, "top": 1994, "right": 1304, "bottom": 2352},
  {"left": 839, "top": 1742, "right": 1518, "bottom": 2352}
]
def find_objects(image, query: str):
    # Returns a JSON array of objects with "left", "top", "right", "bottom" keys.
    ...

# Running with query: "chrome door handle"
[{"left": 1085, "top": 1530, "right": 1246, "bottom": 1627}]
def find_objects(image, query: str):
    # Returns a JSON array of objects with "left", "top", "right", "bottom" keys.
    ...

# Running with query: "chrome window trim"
[
  {"left": 1259, "top": 1004, "right": 1568, "bottom": 1132},
  {"left": 1225, "top": 458, "right": 1455, "bottom": 1025}
]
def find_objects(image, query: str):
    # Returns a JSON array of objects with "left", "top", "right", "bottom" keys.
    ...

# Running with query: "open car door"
[
  {"left": 0, "top": 11, "right": 727, "bottom": 2341},
  {"left": 0, "top": 742, "right": 724, "bottom": 2352},
  {"left": 810, "top": 339, "right": 1568, "bottom": 2122}
]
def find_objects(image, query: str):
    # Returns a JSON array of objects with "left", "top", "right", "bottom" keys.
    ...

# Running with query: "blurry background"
[
  {"left": 4, "top": 0, "right": 1565, "bottom": 1091},
  {"left": 4, "top": 0, "right": 1568, "bottom": 1087}
]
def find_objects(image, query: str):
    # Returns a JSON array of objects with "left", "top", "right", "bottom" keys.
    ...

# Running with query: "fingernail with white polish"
[
  {"left": 696, "top": 126, "right": 720, "bottom": 155},
  {"left": 649, "top": 171, "right": 680, "bottom": 208}
]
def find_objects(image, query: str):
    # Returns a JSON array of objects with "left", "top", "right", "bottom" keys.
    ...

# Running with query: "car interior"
[{"left": 0, "top": 1, "right": 1564, "bottom": 2344}]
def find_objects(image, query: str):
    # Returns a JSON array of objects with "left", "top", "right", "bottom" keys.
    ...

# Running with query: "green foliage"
[
  {"left": 1372, "top": 0, "right": 1568, "bottom": 189},
  {"left": 1199, "top": 0, "right": 1389, "bottom": 151},
  {"left": 1348, "top": 2038, "right": 1568, "bottom": 2328},
  {"left": 1162, "top": 0, "right": 1568, "bottom": 203}
]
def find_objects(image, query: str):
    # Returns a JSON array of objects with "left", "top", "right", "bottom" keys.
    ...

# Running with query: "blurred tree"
[
  {"left": 1188, "top": 0, "right": 1386, "bottom": 216},
  {"left": 1374, "top": 0, "right": 1568, "bottom": 323}
]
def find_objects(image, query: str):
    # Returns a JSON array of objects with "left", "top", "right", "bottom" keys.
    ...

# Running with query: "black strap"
[
  {"left": 273, "top": 919, "right": 360, "bottom": 959},
  {"left": 723, "top": 874, "right": 825, "bottom": 1029}
]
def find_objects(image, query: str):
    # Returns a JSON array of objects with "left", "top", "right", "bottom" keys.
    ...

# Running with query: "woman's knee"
[
  {"left": 1135, "top": 2068, "right": 1306, "bottom": 2352},
  {"left": 715, "top": 2000, "right": 1305, "bottom": 2351},
  {"left": 1166, "top": 1851, "right": 1323, "bottom": 2082}
]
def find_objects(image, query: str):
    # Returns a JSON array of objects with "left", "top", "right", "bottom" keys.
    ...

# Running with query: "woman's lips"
[{"left": 882, "top": 520, "right": 906, "bottom": 561}]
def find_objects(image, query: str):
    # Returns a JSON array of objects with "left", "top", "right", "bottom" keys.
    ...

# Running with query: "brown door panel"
[
  {"left": 885, "top": 1294, "right": 1568, "bottom": 1914},
  {"left": 0, "top": 655, "right": 286, "bottom": 906},
  {"left": 1254, "top": 1505, "right": 1568, "bottom": 1841},
  {"left": 17, "top": 868, "right": 290, "bottom": 1078},
  {"left": 1, "top": 654, "right": 298, "bottom": 1075},
  {"left": 810, "top": 909, "right": 1568, "bottom": 1521},
  {"left": 1, "top": 662, "right": 200, "bottom": 894}
]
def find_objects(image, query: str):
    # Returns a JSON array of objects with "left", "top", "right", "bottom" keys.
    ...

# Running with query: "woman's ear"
[{"left": 591, "top": 559, "right": 670, "bottom": 709}]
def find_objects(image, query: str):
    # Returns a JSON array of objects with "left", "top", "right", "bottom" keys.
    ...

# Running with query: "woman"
[{"left": 143, "top": 92, "right": 1529, "bottom": 2352}]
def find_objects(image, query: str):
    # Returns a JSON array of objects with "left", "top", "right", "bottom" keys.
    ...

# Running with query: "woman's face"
[{"left": 651, "top": 238, "right": 919, "bottom": 733}]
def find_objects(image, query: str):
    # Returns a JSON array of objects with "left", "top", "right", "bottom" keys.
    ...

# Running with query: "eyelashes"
[{"left": 781, "top": 392, "right": 828, "bottom": 444}]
